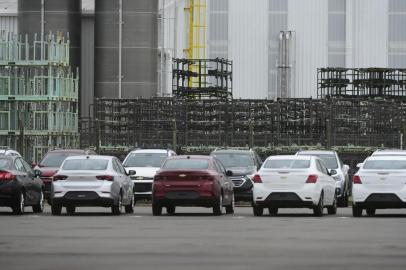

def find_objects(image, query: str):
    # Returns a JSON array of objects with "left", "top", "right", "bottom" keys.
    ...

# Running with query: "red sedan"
[{"left": 152, "top": 155, "right": 235, "bottom": 216}]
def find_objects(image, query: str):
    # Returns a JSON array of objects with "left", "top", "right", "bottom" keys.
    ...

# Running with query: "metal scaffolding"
[{"left": 0, "top": 32, "right": 79, "bottom": 162}]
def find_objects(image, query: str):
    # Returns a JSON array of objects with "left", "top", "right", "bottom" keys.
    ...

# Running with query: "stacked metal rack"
[
  {"left": 0, "top": 32, "right": 79, "bottom": 162},
  {"left": 172, "top": 58, "right": 232, "bottom": 100},
  {"left": 318, "top": 68, "right": 406, "bottom": 98},
  {"left": 81, "top": 97, "right": 406, "bottom": 151}
]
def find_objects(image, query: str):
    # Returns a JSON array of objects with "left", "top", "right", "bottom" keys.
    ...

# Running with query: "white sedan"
[
  {"left": 352, "top": 156, "right": 406, "bottom": 217},
  {"left": 252, "top": 155, "right": 337, "bottom": 216},
  {"left": 51, "top": 155, "right": 135, "bottom": 215}
]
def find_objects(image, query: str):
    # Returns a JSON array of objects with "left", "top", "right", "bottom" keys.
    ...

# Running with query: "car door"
[
  {"left": 14, "top": 158, "right": 35, "bottom": 204},
  {"left": 317, "top": 160, "right": 335, "bottom": 205},
  {"left": 116, "top": 159, "right": 132, "bottom": 203},
  {"left": 21, "top": 158, "right": 42, "bottom": 203},
  {"left": 214, "top": 159, "right": 233, "bottom": 204}
]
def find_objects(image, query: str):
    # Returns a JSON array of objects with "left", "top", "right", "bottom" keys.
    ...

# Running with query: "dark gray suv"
[{"left": 210, "top": 149, "right": 262, "bottom": 202}]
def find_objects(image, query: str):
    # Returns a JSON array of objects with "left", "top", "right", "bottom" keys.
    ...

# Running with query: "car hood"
[
  {"left": 226, "top": 167, "right": 256, "bottom": 176},
  {"left": 125, "top": 167, "right": 160, "bottom": 177}
]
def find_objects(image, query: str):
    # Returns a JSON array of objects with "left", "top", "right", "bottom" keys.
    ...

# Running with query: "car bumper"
[
  {"left": 254, "top": 192, "right": 315, "bottom": 208},
  {"left": 52, "top": 191, "right": 116, "bottom": 207},
  {"left": 154, "top": 191, "right": 217, "bottom": 207},
  {"left": 132, "top": 180, "right": 152, "bottom": 199},
  {"left": 353, "top": 193, "right": 406, "bottom": 209},
  {"left": 0, "top": 181, "right": 21, "bottom": 206}
]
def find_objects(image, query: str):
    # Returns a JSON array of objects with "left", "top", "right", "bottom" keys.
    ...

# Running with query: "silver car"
[{"left": 51, "top": 155, "right": 135, "bottom": 215}]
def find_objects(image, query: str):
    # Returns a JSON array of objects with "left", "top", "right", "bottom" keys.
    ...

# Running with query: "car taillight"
[
  {"left": 96, "top": 175, "right": 114, "bottom": 181},
  {"left": 0, "top": 171, "right": 16, "bottom": 181},
  {"left": 53, "top": 175, "right": 68, "bottom": 181},
  {"left": 306, "top": 174, "right": 318, "bottom": 183},
  {"left": 199, "top": 175, "right": 214, "bottom": 181},
  {"left": 252, "top": 174, "right": 262, "bottom": 183},
  {"left": 353, "top": 175, "right": 362, "bottom": 184}
]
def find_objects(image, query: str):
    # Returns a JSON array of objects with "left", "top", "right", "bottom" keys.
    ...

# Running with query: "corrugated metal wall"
[
  {"left": 0, "top": 15, "right": 18, "bottom": 35},
  {"left": 388, "top": 0, "right": 406, "bottom": 68},
  {"left": 81, "top": 14, "right": 94, "bottom": 118},
  {"left": 288, "top": 0, "right": 328, "bottom": 98},
  {"left": 229, "top": 0, "right": 268, "bottom": 99}
]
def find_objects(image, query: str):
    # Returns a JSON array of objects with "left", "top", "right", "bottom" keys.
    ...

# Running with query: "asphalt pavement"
[{"left": 1, "top": 205, "right": 406, "bottom": 270}]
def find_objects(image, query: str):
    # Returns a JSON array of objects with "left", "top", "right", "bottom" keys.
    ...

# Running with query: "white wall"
[
  {"left": 0, "top": 15, "right": 18, "bottom": 35},
  {"left": 229, "top": 0, "right": 268, "bottom": 99}
]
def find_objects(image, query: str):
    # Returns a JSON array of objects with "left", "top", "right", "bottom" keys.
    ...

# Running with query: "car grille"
[
  {"left": 64, "top": 191, "right": 99, "bottom": 200},
  {"left": 134, "top": 183, "right": 152, "bottom": 193},
  {"left": 230, "top": 176, "right": 245, "bottom": 187},
  {"left": 131, "top": 176, "right": 154, "bottom": 181}
]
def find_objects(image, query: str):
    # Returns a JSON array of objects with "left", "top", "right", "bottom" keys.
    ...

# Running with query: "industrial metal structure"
[
  {"left": 94, "top": 0, "right": 159, "bottom": 99},
  {"left": 318, "top": 68, "right": 406, "bottom": 98},
  {"left": 80, "top": 97, "right": 406, "bottom": 153},
  {"left": 172, "top": 58, "right": 232, "bottom": 100},
  {"left": 0, "top": 32, "right": 79, "bottom": 162}
]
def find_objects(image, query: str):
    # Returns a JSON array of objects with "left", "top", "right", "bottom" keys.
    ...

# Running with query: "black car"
[
  {"left": 210, "top": 149, "right": 262, "bottom": 202},
  {"left": 0, "top": 154, "right": 44, "bottom": 214}
]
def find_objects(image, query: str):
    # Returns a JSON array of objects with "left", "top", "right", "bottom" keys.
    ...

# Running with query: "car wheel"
[
  {"left": 125, "top": 196, "right": 134, "bottom": 214},
  {"left": 51, "top": 203, "right": 62, "bottom": 216},
  {"left": 166, "top": 205, "right": 176, "bottom": 215},
  {"left": 12, "top": 192, "right": 25, "bottom": 215},
  {"left": 32, "top": 191, "right": 45, "bottom": 213},
  {"left": 253, "top": 205, "right": 263, "bottom": 216},
  {"left": 112, "top": 194, "right": 123, "bottom": 215},
  {"left": 225, "top": 194, "right": 235, "bottom": 214},
  {"left": 213, "top": 194, "right": 223, "bottom": 216},
  {"left": 352, "top": 204, "right": 362, "bottom": 217},
  {"left": 66, "top": 206, "right": 76, "bottom": 215},
  {"left": 152, "top": 201, "right": 162, "bottom": 216},
  {"left": 268, "top": 207, "right": 278, "bottom": 216},
  {"left": 313, "top": 193, "right": 324, "bottom": 217},
  {"left": 366, "top": 208, "right": 376, "bottom": 216},
  {"left": 327, "top": 196, "right": 337, "bottom": 215}
]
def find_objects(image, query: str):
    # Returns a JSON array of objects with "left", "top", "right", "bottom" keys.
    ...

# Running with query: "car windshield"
[
  {"left": 0, "top": 158, "right": 12, "bottom": 170},
  {"left": 263, "top": 159, "right": 310, "bottom": 169},
  {"left": 212, "top": 153, "right": 254, "bottom": 168},
  {"left": 298, "top": 153, "right": 338, "bottom": 169},
  {"left": 123, "top": 153, "right": 168, "bottom": 167},
  {"left": 62, "top": 159, "right": 109, "bottom": 170},
  {"left": 363, "top": 160, "right": 406, "bottom": 170},
  {"left": 40, "top": 152, "right": 83, "bottom": 167},
  {"left": 163, "top": 159, "right": 209, "bottom": 170}
]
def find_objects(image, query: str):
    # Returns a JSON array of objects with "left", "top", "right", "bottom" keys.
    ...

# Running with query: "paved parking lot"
[{"left": 1, "top": 206, "right": 406, "bottom": 270}]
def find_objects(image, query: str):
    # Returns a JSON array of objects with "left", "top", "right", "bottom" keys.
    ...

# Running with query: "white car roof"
[
  {"left": 64, "top": 155, "right": 113, "bottom": 161},
  {"left": 296, "top": 150, "right": 335, "bottom": 155},
  {"left": 267, "top": 155, "right": 313, "bottom": 161},
  {"left": 371, "top": 149, "right": 406, "bottom": 156},
  {"left": 129, "top": 149, "right": 170, "bottom": 154},
  {"left": 366, "top": 156, "right": 406, "bottom": 161}
]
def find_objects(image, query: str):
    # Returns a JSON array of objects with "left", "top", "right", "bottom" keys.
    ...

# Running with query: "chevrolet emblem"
[
  {"left": 136, "top": 176, "right": 144, "bottom": 180},
  {"left": 179, "top": 174, "right": 186, "bottom": 178}
]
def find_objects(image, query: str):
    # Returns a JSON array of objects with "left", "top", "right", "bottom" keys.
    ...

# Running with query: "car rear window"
[
  {"left": 40, "top": 152, "right": 84, "bottom": 167},
  {"left": 263, "top": 159, "right": 310, "bottom": 169},
  {"left": 212, "top": 153, "right": 254, "bottom": 168},
  {"left": 123, "top": 153, "right": 168, "bottom": 167},
  {"left": 163, "top": 159, "right": 209, "bottom": 170},
  {"left": 363, "top": 160, "right": 406, "bottom": 170},
  {"left": 62, "top": 159, "right": 109, "bottom": 170},
  {"left": 297, "top": 153, "right": 338, "bottom": 169},
  {"left": 0, "top": 158, "right": 12, "bottom": 170}
]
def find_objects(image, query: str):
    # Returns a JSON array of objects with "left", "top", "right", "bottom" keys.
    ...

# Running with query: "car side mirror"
[
  {"left": 329, "top": 169, "right": 338, "bottom": 176},
  {"left": 34, "top": 169, "right": 42, "bottom": 177},
  {"left": 128, "top": 170, "right": 136, "bottom": 176},
  {"left": 343, "top": 164, "right": 350, "bottom": 171},
  {"left": 31, "top": 162, "right": 37, "bottom": 169},
  {"left": 226, "top": 170, "right": 233, "bottom": 177},
  {"left": 356, "top": 163, "right": 363, "bottom": 168}
]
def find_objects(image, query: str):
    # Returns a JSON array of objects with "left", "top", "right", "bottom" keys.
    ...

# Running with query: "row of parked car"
[{"left": 0, "top": 147, "right": 405, "bottom": 217}]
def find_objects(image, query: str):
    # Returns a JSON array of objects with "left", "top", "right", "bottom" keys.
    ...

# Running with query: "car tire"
[
  {"left": 66, "top": 206, "right": 76, "bottom": 215},
  {"left": 253, "top": 205, "right": 263, "bottom": 216},
  {"left": 125, "top": 197, "right": 134, "bottom": 214},
  {"left": 32, "top": 191, "right": 45, "bottom": 213},
  {"left": 51, "top": 203, "right": 62, "bottom": 216},
  {"left": 268, "top": 207, "right": 278, "bottom": 216},
  {"left": 313, "top": 193, "right": 324, "bottom": 217},
  {"left": 152, "top": 201, "right": 162, "bottom": 216},
  {"left": 225, "top": 194, "right": 235, "bottom": 214},
  {"left": 166, "top": 205, "right": 176, "bottom": 215},
  {"left": 213, "top": 195, "right": 223, "bottom": 216},
  {"left": 12, "top": 192, "right": 25, "bottom": 215},
  {"left": 352, "top": 204, "right": 362, "bottom": 217},
  {"left": 327, "top": 196, "right": 337, "bottom": 215},
  {"left": 112, "top": 194, "right": 123, "bottom": 215},
  {"left": 366, "top": 208, "right": 376, "bottom": 216}
]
